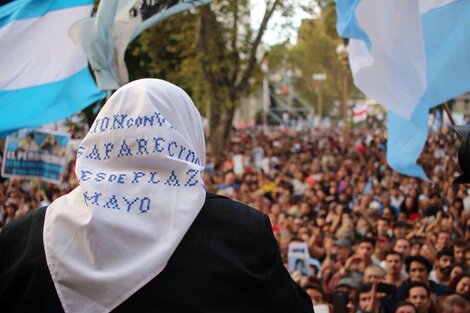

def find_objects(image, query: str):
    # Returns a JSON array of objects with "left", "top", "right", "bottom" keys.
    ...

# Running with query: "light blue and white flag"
[
  {"left": 336, "top": 0, "right": 470, "bottom": 180},
  {"left": 69, "top": 0, "right": 211, "bottom": 90},
  {"left": 0, "top": 0, "right": 105, "bottom": 137}
]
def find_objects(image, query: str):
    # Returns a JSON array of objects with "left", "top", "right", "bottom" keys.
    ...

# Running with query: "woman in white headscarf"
[{"left": 0, "top": 79, "right": 313, "bottom": 313}]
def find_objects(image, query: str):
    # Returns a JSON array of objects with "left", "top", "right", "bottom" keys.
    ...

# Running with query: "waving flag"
[
  {"left": 69, "top": 0, "right": 211, "bottom": 90},
  {"left": 0, "top": 0, "right": 105, "bottom": 137},
  {"left": 336, "top": 0, "right": 470, "bottom": 180},
  {"left": 352, "top": 103, "right": 368, "bottom": 123}
]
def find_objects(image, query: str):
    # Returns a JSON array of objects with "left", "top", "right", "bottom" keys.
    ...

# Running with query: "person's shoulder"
[
  {"left": 203, "top": 193, "right": 270, "bottom": 235},
  {"left": 1, "top": 207, "right": 47, "bottom": 240},
  {"left": 205, "top": 192, "right": 266, "bottom": 220},
  {"left": 429, "top": 279, "right": 451, "bottom": 294}
]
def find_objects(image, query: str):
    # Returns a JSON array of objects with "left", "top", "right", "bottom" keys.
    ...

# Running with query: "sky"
[{"left": 249, "top": 0, "right": 321, "bottom": 45}]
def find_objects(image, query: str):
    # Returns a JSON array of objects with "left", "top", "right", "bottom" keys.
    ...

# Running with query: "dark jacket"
[
  {"left": 395, "top": 278, "right": 451, "bottom": 301},
  {"left": 0, "top": 193, "right": 313, "bottom": 313}
]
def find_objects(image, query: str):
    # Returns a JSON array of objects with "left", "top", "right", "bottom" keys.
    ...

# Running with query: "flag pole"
[{"left": 443, "top": 102, "right": 455, "bottom": 126}]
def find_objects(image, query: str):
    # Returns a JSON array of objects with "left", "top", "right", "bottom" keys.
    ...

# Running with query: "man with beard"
[{"left": 429, "top": 249, "right": 455, "bottom": 286}]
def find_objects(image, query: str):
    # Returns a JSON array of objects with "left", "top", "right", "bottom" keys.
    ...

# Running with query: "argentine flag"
[
  {"left": 0, "top": 0, "right": 105, "bottom": 136},
  {"left": 336, "top": 0, "right": 470, "bottom": 180}
]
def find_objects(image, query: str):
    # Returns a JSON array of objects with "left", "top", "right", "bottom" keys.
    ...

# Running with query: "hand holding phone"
[{"left": 331, "top": 290, "right": 349, "bottom": 313}]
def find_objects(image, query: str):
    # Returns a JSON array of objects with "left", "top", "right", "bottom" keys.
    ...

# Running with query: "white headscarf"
[{"left": 44, "top": 79, "right": 206, "bottom": 313}]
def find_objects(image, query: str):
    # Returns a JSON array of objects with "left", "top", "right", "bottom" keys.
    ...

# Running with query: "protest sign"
[
  {"left": 288, "top": 241, "right": 312, "bottom": 276},
  {"left": 2, "top": 129, "right": 70, "bottom": 183}
]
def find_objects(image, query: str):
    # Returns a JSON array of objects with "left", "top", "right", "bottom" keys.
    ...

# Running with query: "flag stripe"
[
  {"left": 0, "top": 6, "right": 92, "bottom": 90},
  {"left": 0, "top": 0, "right": 92, "bottom": 27},
  {"left": 336, "top": 0, "right": 470, "bottom": 180},
  {"left": 421, "top": 0, "right": 470, "bottom": 105},
  {"left": 0, "top": 67, "right": 104, "bottom": 135},
  {"left": 350, "top": 0, "right": 426, "bottom": 121},
  {"left": 419, "top": 0, "right": 459, "bottom": 14}
]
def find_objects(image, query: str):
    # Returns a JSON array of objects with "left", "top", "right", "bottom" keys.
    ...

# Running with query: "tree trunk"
[{"left": 206, "top": 101, "right": 237, "bottom": 163}]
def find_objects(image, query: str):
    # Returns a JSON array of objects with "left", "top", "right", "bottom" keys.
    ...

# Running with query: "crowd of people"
[{"left": 1, "top": 125, "right": 470, "bottom": 313}]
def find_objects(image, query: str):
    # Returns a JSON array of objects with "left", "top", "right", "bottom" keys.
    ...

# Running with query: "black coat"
[{"left": 0, "top": 193, "right": 313, "bottom": 313}]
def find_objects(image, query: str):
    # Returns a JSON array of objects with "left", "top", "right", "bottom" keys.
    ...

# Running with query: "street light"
[
  {"left": 312, "top": 72, "right": 327, "bottom": 126},
  {"left": 336, "top": 43, "right": 349, "bottom": 129}
]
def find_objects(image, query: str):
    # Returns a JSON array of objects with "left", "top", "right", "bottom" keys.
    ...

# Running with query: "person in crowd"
[
  {"left": 449, "top": 264, "right": 464, "bottom": 281},
  {"left": 392, "top": 222, "right": 409, "bottom": 240},
  {"left": 1, "top": 202, "right": 17, "bottom": 226},
  {"left": 406, "top": 281, "right": 435, "bottom": 313},
  {"left": 463, "top": 246, "right": 470, "bottom": 270},
  {"left": 393, "top": 238, "right": 412, "bottom": 259},
  {"left": 439, "top": 294, "right": 470, "bottom": 313},
  {"left": 429, "top": 249, "right": 455, "bottom": 286},
  {"left": 372, "top": 235, "right": 392, "bottom": 265},
  {"left": 435, "top": 230, "right": 452, "bottom": 252},
  {"left": 452, "top": 240, "right": 466, "bottom": 265},
  {"left": 396, "top": 255, "right": 450, "bottom": 301},
  {"left": 357, "top": 237, "right": 375, "bottom": 267},
  {"left": 357, "top": 283, "right": 382, "bottom": 313},
  {"left": 394, "top": 301, "right": 417, "bottom": 313},
  {"left": 0, "top": 79, "right": 313, "bottom": 313},
  {"left": 384, "top": 250, "right": 405, "bottom": 287},
  {"left": 448, "top": 273, "right": 470, "bottom": 301},
  {"left": 303, "top": 280, "right": 327, "bottom": 305},
  {"left": 364, "top": 265, "right": 386, "bottom": 284},
  {"left": 334, "top": 277, "right": 359, "bottom": 313},
  {"left": 418, "top": 242, "right": 437, "bottom": 264}
]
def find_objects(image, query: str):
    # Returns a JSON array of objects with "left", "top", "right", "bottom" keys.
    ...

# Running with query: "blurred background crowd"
[{"left": 1, "top": 126, "right": 470, "bottom": 313}]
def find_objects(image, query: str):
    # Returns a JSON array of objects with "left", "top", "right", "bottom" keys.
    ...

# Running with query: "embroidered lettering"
[
  {"left": 103, "top": 195, "right": 120, "bottom": 210},
  {"left": 123, "top": 196, "right": 139, "bottom": 212},
  {"left": 117, "top": 140, "right": 133, "bottom": 157},
  {"left": 103, "top": 142, "right": 114, "bottom": 160},
  {"left": 132, "top": 171, "right": 145, "bottom": 183},
  {"left": 83, "top": 191, "right": 101, "bottom": 206},
  {"left": 136, "top": 138, "right": 149, "bottom": 155},
  {"left": 139, "top": 197, "right": 151, "bottom": 213},
  {"left": 153, "top": 137, "right": 165, "bottom": 153},
  {"left": 165, "top": 171, "right": 180, "bottom": 186},
  {"left": 184, "top": 169, "right": 199, "bottom": 186},
  {"left": 147, "top": 172, "right": 160, "bottom": 184}
]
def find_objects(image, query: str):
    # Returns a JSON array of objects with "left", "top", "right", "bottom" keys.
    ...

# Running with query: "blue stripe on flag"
[
  {"left": 421, "top": 0, "right": 470, "bottom": 105},
  {"left": 0, "top": 0, "right": 93, "bottom": 27},
  {"left": 0, "top": 67, "right": 105, "bottom": 136},
  {"left": 336, "top": 0, "right": 470, "bottom": 180},
  {"left": 335, "top": 0, "right": 371, "bottom": 49},
  {"left": 387, "top": 105, "right": 430, "bottom": 181},
  {"left": 387, "top": 0, "right": 470, "bottom": 180}
]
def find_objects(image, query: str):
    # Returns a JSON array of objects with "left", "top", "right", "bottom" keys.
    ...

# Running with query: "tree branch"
[{"left": 236, "top": 0, "right": 281, "bottom": 91}]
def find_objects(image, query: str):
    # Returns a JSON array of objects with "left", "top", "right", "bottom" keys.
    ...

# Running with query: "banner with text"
[{"left": 2, "top": 129, "right": 70, "bottom": 183}]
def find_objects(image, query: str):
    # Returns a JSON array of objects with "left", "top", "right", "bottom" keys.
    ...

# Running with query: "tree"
[{"left": 126, "top": 0, "right": 314, "bottom": 162}]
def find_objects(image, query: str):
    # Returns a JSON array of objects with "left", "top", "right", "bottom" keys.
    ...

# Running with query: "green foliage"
[
  {"left": 126, "top": 12, "right": 199, "bottom": 98},
  {"left": 289, "top": 17, "right": 343, "bottom": 115}
]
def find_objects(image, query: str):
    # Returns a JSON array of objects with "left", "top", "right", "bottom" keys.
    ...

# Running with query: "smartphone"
[
  {"left": 313, "top": 304, "right": 330, "bottom": 313},
  {"left": 376, "top": 282, "right": 397, "bottom": 294},
  {"left": 331, "top": 290, "right": 349, "bottom": 313},
  {"left": 330, "top": 253, "right": 337, "bottom": 262}
]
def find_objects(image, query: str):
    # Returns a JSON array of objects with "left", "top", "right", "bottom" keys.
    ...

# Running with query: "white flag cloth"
[
  {"left": 44, "top": 79, "right": 206, "bottom": 313},
  {"left": 0, "top": 0, "right": 104, "bottom": 136},
  {"left": 69, "top": 0, "right": 211, "bottom": 90}
]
